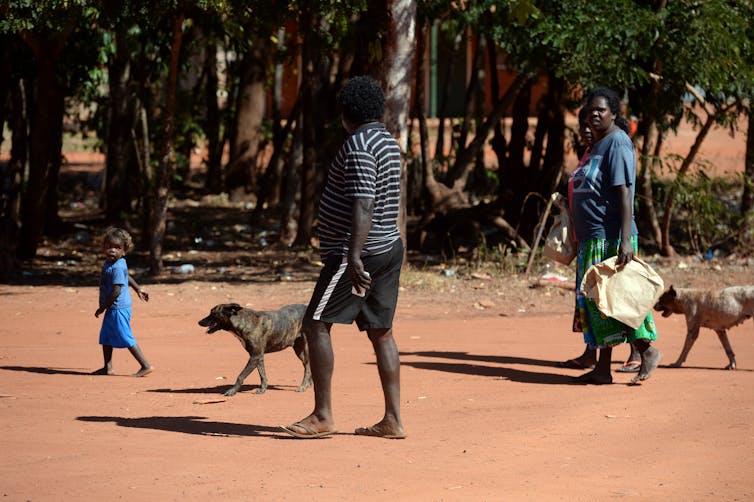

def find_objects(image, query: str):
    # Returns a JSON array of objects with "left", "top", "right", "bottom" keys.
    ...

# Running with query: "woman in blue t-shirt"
[{"left": 570, "top": 88, "right": 661, "bottom": 385}]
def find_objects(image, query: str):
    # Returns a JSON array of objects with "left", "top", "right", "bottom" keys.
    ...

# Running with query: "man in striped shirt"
[{"left": 281, "top": 76, "right": 406, "bottom": 440}]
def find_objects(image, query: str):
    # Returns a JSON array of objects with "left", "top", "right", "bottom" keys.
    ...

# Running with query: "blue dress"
[{"left": 98, "top": 258, "right": 136, "bottom": 348}]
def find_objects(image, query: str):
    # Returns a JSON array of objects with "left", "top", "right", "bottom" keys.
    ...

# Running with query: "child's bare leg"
[
  {"left": 92, "top": 345, "right": 114, "bottom": 375},
  {"left": 128, "top": 344, "right": 153, "bottom": 377}
]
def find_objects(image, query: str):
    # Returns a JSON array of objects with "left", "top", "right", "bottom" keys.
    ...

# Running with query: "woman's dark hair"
[
  {"left": 338, "top": 76, "right": 385, "bottom": 124},
  {"left": 578, "top": 106, "right": 589, "bottom": 126},
  {"left": 585, "top": 87, "right": 631, "bottom": 135}
]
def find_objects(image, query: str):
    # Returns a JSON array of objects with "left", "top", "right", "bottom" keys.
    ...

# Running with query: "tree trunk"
[
  {"left": 538, "top": 76, "right": 566, "bottom": 194},
  {"left": 105, "top": 27, "right": 137, "bottom": 221},
  {"left": 203, "top": 35, "right": 222, "bottom": 193},
  {"left": 659, "top": 112, "right": 717, "bottom": 257},
  {"left": 18, "top": 37, "right": 65, "bottom": 259},
  {"left": 446, "top": 33, "right": 484, "bottom": 185},
  {"left": 412, "top": 16, "right": 429, "bottom": 216},
  {"left": 279, "top": 108, "right": 303, "bottom": 246},
  {"left": 636, "top": 119, "right": 663, "bottom": 247},
  {"left": 452, "top": 73, "right": 528, "bottom": 197},
  {"left": 739, "top": 107, "right": 754, "bottom": 244},
  {"left": 148, "top": 6, "right": 185, "bottom": 276},
  {"left": 42, "top": 104, "right": 64, "bottom": 237},
  {"left": 251, "top": 98, "right": 300, "bottom": 225},
  {"left": 295, "top": 7, "right": 321, "bottom": 246},
  {"left": 381, "top": 0, "right": 416, "bottom": 252},
  {"left": 225, "top": 36, "right": 268, "bottom": 200},
  {"left": 434, "top": 28, "right": 465, "bottom": 161},
  {"left": 135, "top": 103, "right": 152, "bottom": 250},
  {"left": 0, "top": 35, "right": 10, "bottom": 142},
  {"left": 0, "top": 76, "right": 27, "bottom": 278}
]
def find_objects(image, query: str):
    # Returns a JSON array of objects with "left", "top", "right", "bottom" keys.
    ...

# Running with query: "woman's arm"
[{"left": 616, "top": 184, "right": 634, "bottom": 265}]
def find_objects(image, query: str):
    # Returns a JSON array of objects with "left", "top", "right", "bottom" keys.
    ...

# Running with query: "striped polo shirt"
[{"left": 317, "top": 122, "right": 401, "bottom": 258}]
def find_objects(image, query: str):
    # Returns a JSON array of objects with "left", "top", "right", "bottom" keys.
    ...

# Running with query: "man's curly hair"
[
  {"left": 338, "top": 75, "right": 385, "bottom": 125},
  {"left": 102, "top": 227, "right": 134, "bottom": 253}
]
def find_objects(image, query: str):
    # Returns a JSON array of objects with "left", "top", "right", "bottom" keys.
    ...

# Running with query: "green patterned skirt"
[{"left": 575, "top": 236, "right": 658, "bottom": 348}]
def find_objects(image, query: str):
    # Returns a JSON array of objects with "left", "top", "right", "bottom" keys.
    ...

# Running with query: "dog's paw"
[
  {"left": 668, "top": 362, "right": 683, "bottom": 368},
  {"left": 253, "top": 387, "right": 267, "bottom": 394},
  {"left": 224, "top": 387, "right": 240, "bottom": 396}
]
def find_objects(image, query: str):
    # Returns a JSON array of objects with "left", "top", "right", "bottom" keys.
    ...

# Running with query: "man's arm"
[{"left": 348, "top": 197, "right": 374, "bottom": 290}]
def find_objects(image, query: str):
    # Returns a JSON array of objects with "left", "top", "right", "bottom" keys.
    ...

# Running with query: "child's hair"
[{"left": 102, "top": 227, "right": 134, "bottom": 253}]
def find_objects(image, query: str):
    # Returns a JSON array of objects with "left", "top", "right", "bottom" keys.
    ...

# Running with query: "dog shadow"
[
  {"left": 0, "top": 365, "right": 94, "bottom": 376},
  {"left": 77, "top": 415, "right": 283, "bottom": 437},
  {"left": 659, "top": 364, "right": 754, "bottom": 372}
]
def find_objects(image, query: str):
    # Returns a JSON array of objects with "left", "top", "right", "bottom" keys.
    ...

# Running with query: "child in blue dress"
[{"left": 93, "top": 227, "right": 153, "bottom": 377}]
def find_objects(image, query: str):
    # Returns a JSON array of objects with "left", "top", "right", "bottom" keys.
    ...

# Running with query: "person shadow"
[
  {"left": 76, "top": 415, "right": 284, "bottom": 438},
  {"left": 398, "top": 351, "right": 577, "bottom": 385},
  {"left": 0, "top": 365, "right": 93, "bottom": 376}
]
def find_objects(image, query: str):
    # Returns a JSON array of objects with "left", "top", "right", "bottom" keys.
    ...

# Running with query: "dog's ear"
[
  {"left": 223, "top": 303, "right": 244, "bottom": 315},
  {"left": 668, "top": 285, "right": 677, "bottom": 297}
]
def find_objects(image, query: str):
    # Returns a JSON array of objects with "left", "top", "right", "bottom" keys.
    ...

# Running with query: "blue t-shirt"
[
  {"left": 571, "top": 129, "right": 638, "bottom": 241},
  {"left": 99, "top": 257, "right": 132, "bottom": 310}
]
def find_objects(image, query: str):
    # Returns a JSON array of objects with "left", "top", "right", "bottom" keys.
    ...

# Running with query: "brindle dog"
[
  {"left": 198, "top": 303, "right": 312, "bottom": 396},
  {"left": 654, "top": 285, "right": 754, "bottom": 370}
]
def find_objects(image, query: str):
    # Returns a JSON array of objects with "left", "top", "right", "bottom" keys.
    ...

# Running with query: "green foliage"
[
  {"left": 0, "top": 0, "right": 89, "bottom": 34},
  {"left": 653, "top": 156, "right": 741, "bottom": 255}
]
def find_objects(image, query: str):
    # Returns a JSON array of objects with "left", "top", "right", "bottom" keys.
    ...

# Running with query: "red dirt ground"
[
  {"left": 2, "top": 263, "right": 754, "bottom": 500},
  {"left": 1, "top": 120, "right": 753, "bottom": 500}
]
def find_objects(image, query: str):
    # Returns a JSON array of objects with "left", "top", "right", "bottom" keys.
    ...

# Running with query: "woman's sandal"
[
  {"left": 557, "top": 357, "right": 596, "bottom": 370},
  {"left": 615, "top": 360, "right": 641, "bottom": 373}
]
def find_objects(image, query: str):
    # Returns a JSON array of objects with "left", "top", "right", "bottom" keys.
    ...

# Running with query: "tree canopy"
[{"left": 0, "top": 0, "right": 752, "bottom": 278}]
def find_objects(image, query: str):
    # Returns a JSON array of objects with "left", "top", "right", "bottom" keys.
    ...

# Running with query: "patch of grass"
[{"left": 400, "top": 263, "right": 457, "bottom": 291}]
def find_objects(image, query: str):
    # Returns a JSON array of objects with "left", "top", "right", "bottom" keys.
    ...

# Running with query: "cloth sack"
[
  {"left": 580, "top": 256, "right": 665, "bottom": 329},
  {"left": 543, "top": 212, "right": 576, "bottom": 265}
]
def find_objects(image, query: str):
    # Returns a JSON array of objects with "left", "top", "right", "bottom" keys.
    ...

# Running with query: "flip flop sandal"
[
  {"left": 354, "top": 425, "right": 406, "bottom": 439},
  {"left": 280, "top": 422, "right": 336, "bottom": 439},
  {"left": 557, "top": 358, "right": 596, "bottom": 370},
  {"left": 615, "top": 361, "right": 641, "bottom": 373}
]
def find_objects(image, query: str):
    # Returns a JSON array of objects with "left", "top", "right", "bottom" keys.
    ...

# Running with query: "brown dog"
[
  {"left": 654, "top": 285, "right": 754, "bottom": 369},
  {"left": 198, "top": 303, "right": 312, "bottom": 396}
]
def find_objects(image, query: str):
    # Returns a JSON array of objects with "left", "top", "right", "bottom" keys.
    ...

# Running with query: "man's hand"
[
  {"left": 348, "top": 258, "right": 372, "bottom": 296},
  {"left": 95, "top": 307, "right": 105, "bottom": 318}
]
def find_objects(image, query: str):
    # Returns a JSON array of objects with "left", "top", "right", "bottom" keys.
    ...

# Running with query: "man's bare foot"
[
  {"left": 573, "top": 369, "right": 612, "bottom": 385},
  {"left": 280, "top": 415, "right": 336, "bottom": 439},
  {"left": 133, "top": 366, "right": 153, "bottom": 377},
  {"left": 354, "top": 419, "right": 406, "bottom": 439},
  {"left": 91, "top": 367, "right": 114, "bottom": 376},
  {"left": 631, "top": 347, "right": 662, "bottom": 384}
]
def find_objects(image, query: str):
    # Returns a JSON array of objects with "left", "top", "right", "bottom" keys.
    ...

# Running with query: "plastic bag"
[
  {"left": 580, "top": 256, "right": 665, "bottom": 329},
  {"left": 543, "top": 212, "right": 577, "bottom": 265}
]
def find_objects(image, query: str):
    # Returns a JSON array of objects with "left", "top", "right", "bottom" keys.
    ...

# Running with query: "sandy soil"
[{"left": 2, "top": 260, "right": 754, "bottom": 501}]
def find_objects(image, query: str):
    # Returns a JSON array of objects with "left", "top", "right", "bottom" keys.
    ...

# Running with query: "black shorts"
[{"left": 306, "top": 239, "right": 403, "bottom": 331}]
